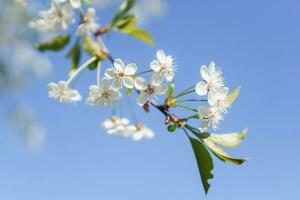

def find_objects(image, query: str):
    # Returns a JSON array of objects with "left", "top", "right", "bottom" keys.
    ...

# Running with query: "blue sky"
[{"left": 1, "top": 0, "right": 300, "bottom": 199}]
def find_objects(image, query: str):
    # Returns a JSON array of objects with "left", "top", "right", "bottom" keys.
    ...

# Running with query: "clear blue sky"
[{"left": 1, "top": 0, "right": 300, "bottom": 199}]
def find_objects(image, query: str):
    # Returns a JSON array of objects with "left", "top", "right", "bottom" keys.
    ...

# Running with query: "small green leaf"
[
  {"left": 202, "top": 138, "right": 248, "bottom": 165},
  {"left": 187, "top": 134, "right": 214, "bottom": 194},
  {"left": 225, "top": 87, "right": 240, "bottom": 107},
  {"left": 167, "top": 124, "right": 177, "bottom": 132},
  {"left": 35, "top": 35, "right": 70, "bottom": 52},
  {"left": 88, "top": 59, "right": 99, "bottom": 70},
  {"left": 66, "top": 41, "right": 81, "bottom": 75},
  {"left": 115, "top": 15, "right": 154, "bottom": 44},
  {"left": 111, "top": 0, "right": 135, "bottom": 26},
  {"left": 82, "top": 36, "right": 102, "bottom": 56},
  {"left": 201, "top": 129, "right": 248, "bottom": 148}
]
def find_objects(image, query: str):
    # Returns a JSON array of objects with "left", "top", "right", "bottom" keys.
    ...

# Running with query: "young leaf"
[
  {"left": 201, "top": 129, "right": 248, "bottom": 148},
  {"left": 88, "top": 59, "right": 99, "bottom": 70},
  {"left": 167, "top": 83, "right": 175, "bottom": 97},
  {"left": 225, "top": 87, "right": 240, "bottom": 106},
  {"left": 67, "top": 41, "right": 81, "bottom": 75},
  {"left": 115, "top": 15, "right": 154, "bottom": 44},
  {"left": 202, "top": 139, "right": 248, "bottom": 165},
  {"left": 187, "top": 134, "right": 214, "bottom": 194},
  {"left": 35, "top": 35, "right": 70, "bottom": 52},
  {"left": 111, "top": 0, "right": 135, "bottom": 26},
  {"left": 167, "top": 124, "right": 177, "bottom": 132}
]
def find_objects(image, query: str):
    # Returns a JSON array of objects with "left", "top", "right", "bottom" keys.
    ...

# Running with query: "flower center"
[{"left": 145, "top": 87, "right": 155, "bottom": 95}]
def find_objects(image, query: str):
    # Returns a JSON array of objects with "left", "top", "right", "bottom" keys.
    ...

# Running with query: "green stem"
[
  {"left": 67, "top": 56, "right": 97, "bottom": 86},
  {"left": 174, "top": 89, "right": 196, "bottom": 98},
  {"left": 175, "top": 103, "right": 198, "bottom": 112},
  {"left": 137, "top": 69, "right": 153, "bottom": 75},
  {"left": 97, "top": 61, "right": 102, "bottom": 87},
  {"left": 175, "top": 99, "right": 207, "bottom": 103}
]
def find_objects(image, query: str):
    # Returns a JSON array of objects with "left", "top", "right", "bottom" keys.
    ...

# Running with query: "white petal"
[
  {"left": 136, "top": 92, "right": 149, "bottom": 106},
  {"left": 200, "top": 65, "right": 211, "bottom": 82},
  {"left": 150, "top": 60, "right": 161, "bottom": 71},
  {"left": 114, "top": 58, "right": 125, "bottom": 71},
  {"left": 208, "top": 91, "right": 217, "bottom": 105},
  {"left": 100, "top": 78, "right": 110, "bottom": 91},
  {"left": 195, "top": 81, "right": 208, "bottom": 96},
  {"left": 86, "top": 7, "right": 96, "bottom": 18},
  {"left": 151, "top": 72, "right": 164, "bottom": 86},
  {"left": 109, "top": 90, "right": 122, "bottom": 101},
  {"left": 124, "top": 63, "right": 137, "bottom": 75},
  {"left": 70, "top": 0, "right": 81, "bottom": 9},
  {"left": 165, "top": 71, "right": 174, "bottom": 82},
  {"left": 123, "top": 77, "right": 134, "bottom": 89},
  {"left": 154, "top": 83, "right": 168, "bottom": 95},
  {"left": 134, "top": 77, "right": 148, "bottom": 91},
  {"left": 156, "top": 49, "right": 166, "bottom": 63},
  {"left": 166, "top": 56, "right": 173, "bottom": 67},
  {"left": 198, "top": 106, "right": 210, "bottom": 118},
  {"left": 111, "top": 78, "right": 122, "bottom": 91},
  {"left": 105, "top": 68, "right": 117, "bottom": 79}
]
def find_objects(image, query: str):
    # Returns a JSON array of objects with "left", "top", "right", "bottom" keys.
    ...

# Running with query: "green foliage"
[
  {"left": 187, "top": 134, "right": 214, "bottom": 194},
  {"left": 67, "top": 41, "right": 81, "bottom": 74},
  {"left": 167, "top": 124, "right": 177, "bottom": 132},
  {"left": 35, "top": 35, "right": 70, "bottom": 52},
  {"left": 88, "top": 59, "right": 100, "bottom": 70},
  {"left": 111, "top": 0, "right": 136, "bottom": 26},
  {"left": 115, "top": 15, "right": 154, "bottom": 44}
]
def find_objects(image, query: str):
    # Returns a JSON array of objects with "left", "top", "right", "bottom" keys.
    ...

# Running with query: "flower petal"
[
  {"left": 124, "top": 63, "right": 137, "bottom": 75},
  {"left": 150, "top": 60, "right": 161, "bottom": 71},
  {"left": 200, "top": 65, "right": 210, "bottom": 82},
  {"left": 105, "top": 68, "right": 117, "bottom": 79},
  {"left": 134, "top": 77, "right": 148, "bottom": 90},
  {"left": 154, "top": 83, "right": 168, "bottom": 95},
  {"left": 151, "top": 72, "right": 164, "bottom": 86},
  {"left": 111, "top": 78, "right": 122, "bottom": 91},
  {"left": 156, "top": 49, "right": 166, "bottom": 63},
  {"left": 100, "top": 78, "right": 110, "bottom": 91},
  {"left": 195, "top": 81, "right": 208, "bottom": 96},
  {"left": 70, "top": 0, "right": 81, "bottom": 9},
  {"left": 114, "top": 58, "right": 125, "bottom": 71},
  {"left": 198, "top": 106, "right": 210, "bottom": 118},
  {"left": 136, "top": 92, "right": 149, "bottom": 106},
  {"left": 123, "top": 77, "right": 134, "bottom": 89}
]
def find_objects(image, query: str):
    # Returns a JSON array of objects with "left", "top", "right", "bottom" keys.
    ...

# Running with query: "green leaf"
[
  {"left": 83, "top": 0, "right": 91, "bottom": 4},
  {"left": 202, "top": 138, "right": 248, "bottom": 165},
  {"left": 201, "top": 129, "right": 248, "bottom": 148},
  {"left": 35, "top": 35, "right": 70, "bottom": 52},
  {"left": 111, "top": 0, "right": 135, "bottom": 26},
  {"left": 82, "top": 36, "right": 102, "bottom": 56},
  {"left": 88, "top": 59, "right": 99, "bottom": 70},
  {"left": 167, "top": 124, "right": 177, "bottom": 132},
  {"left": 115, "top": 15, "right": 154, "bottom": 44},
  {"left": 187, "top": 134, "right": 214, "bottom": 194},
  {"left": 225, "top": 87, "right": 240, "bottom": 107},
  {"left": 66, "top": 41, "right": 81, "bottom": 75}
]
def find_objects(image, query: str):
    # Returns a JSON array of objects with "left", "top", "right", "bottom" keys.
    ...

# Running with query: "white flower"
[
  {"left": 86, "top": 78, "right": 122, "bottom": 106},
  {"left": 198, "top": 106, "right": 223, "bottom": 131},
  {"left": 105, "top": 59, "right": 137, "bottom": 91},
  {"left": 209, "top": 87, "right": 230, "bottom": 112},
  {"left": 48, "top": 81, "right": 82, "bottom": 103},
  {"left": 76, "top": 7, "right": 99, "bottom": 36},
  {"left": 101, "top": 116, "right": 135, "bottom": 138},
  {"left": 195, "top": 62, "right": 224, "bottom": 104},
  {"left": 134, "top": 77, "right": 168, "bottom": 106},
  {"left": 151, "top": 49, "right": 175, "bottom": 86},
  {"left": 29, "top": 0, "right": 74, "bottom": 32},
  {"left": 131, "top": 124, "right": 154, "bottom": 141}
]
